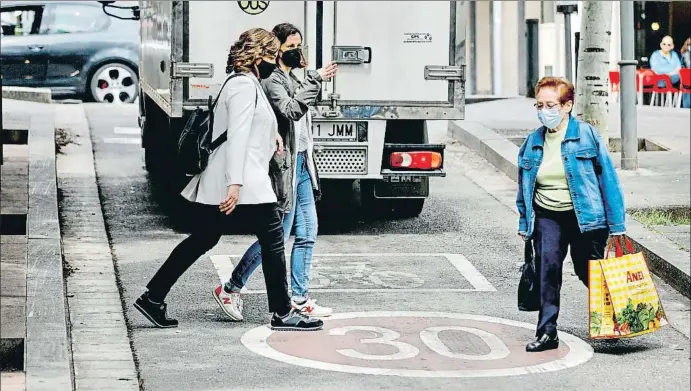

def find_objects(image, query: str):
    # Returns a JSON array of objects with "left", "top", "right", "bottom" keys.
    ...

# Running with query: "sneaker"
[
  {"left": 270, "top": 309, "right": 323, "bottom": 331},
  {"left": 292, "top": 297, "right": 332, "bottom": 318},
  {"left": 212, "top": 285, "right": 243, "bottom": 321},
  {"left": 134, "top": 292, "right": 178, "bottom": 328}
]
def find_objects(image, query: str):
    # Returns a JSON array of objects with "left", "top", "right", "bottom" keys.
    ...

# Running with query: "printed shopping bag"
[
  {"left": 589, "top": 236, "right": 668, "bottom": 339},
  {"left": 518, "top": 240, "right": 540, "bottom": 312}
]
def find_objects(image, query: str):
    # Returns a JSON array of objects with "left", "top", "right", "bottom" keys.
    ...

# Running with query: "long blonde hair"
[{"left": 226, "top": 28, "right": 280, "bottom": 74}]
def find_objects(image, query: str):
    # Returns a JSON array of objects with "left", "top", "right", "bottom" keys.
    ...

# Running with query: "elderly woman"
[{"left": 516, "top": 76, "right": 626, "bottom": 352}]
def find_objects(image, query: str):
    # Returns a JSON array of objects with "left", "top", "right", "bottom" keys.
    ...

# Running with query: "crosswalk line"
[
  {"left": 113, "top": 127, "right": 141, "bottom": 135},
  {"left": 103, "top": 137, "right": 141, "bottom": 145}
]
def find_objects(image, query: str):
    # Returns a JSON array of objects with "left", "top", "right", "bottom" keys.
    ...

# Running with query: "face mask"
[
  {"left": 537, "top": 107, "right": 563, "bottom": 129},
  {"left": 255, "top": 60, "right": 276, "bottom": 79},
  {"left": 281, "top": 48, "right": 303, "bottom": 69}
]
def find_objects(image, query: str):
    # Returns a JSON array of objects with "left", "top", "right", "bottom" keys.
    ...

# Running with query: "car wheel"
[{"left": 89, "top": 62, "right": 139, "bottom": 104}]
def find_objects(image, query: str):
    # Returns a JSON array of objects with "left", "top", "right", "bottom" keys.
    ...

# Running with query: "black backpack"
[{"left": 177, "top": 73, "right": 257, "bottom": 176}]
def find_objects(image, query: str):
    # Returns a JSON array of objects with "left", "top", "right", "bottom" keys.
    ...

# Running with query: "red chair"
[
  {"left": 636, "top": 69, "right": 656, "bottom": 105},
  {"left": 609, "top": 70, "right": 620, "bottom": 102},
  {"left": 650, "top": 74, "right": 678, "bottom": 107},
  {"left": 676, "top": 68, "right": 690, "bottom": 108}
]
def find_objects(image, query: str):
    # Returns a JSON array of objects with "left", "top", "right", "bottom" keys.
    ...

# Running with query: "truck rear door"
[
  {"left": 185, "top": 1, "right": 307, "bottom": 104},
  {"left": 312, "top": 1, "right": 465, "bottom": 119}
]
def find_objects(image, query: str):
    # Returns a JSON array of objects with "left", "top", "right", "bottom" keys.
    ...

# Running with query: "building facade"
[{"left": 466, "top": 0, "right": 690, "bottom": 97}]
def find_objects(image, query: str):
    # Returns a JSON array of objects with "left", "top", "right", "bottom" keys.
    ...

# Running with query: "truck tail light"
[{"left": 390, "top": 151, "right": 442, "bottom": 170}]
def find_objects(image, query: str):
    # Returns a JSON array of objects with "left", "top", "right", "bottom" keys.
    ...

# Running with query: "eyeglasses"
[{"left": 534, "top": 102, "right": 560, "bottom": 110}]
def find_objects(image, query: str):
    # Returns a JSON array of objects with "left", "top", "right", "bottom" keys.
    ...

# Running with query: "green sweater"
[{"left": 535, "top": 128, "right": 574, "bottom": 211}]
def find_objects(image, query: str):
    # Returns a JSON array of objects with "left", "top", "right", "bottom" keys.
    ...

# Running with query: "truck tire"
[{"left": 141, "top": 95, "right": 170, "bottom": 178}]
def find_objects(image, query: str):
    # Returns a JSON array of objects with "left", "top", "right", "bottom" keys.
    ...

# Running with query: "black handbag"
[{"left": 518, "top": 239, "right": 540, "bottom": 312}]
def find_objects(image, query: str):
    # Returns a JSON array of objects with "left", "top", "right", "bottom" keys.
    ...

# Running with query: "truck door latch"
[
  {"left": 171, "top": 62, "right": 214, "bottom": 79},
  {"left": 424, "top": 65, "right": 464, "bottom": 81},
  {"left": 331, "top": 46, "right": 372, "bottom": 65},
  {"left": 324, "top": 93, "right": 341, "bottom": 118}
]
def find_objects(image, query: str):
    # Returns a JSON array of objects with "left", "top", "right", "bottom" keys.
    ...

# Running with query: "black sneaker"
[
  {"left": 270, "top": 309, "right": 323, "bottom": 331},
  {"left": 134, "top": 292, "right": 178, "bottom": 328}
]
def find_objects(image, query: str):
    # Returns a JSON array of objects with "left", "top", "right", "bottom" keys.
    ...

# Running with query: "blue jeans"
[{"left": 227, "top": 152, "right": 318, "bottom": 300}]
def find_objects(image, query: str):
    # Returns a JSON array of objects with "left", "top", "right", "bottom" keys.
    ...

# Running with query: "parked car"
[{"left": 0, "top": 1, "right": 139, "bottom": 103}]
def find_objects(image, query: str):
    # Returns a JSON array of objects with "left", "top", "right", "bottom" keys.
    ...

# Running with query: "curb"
[
  {"left": 54, "top": 104, "right": 140, "bottom": 390},
  {"left": 2, "top": 87, "right": 52, "bottom": 104},
  {"left": 25, "top": 106, "right": 72, "bottom": 389},
  {"left": 449, "top": 120, "right": 691, "bottom": 299}
]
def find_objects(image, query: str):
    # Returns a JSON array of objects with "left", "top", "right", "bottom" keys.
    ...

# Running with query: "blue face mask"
[{"left": 537, "top": 108, "right": 563, "bottom": 129}]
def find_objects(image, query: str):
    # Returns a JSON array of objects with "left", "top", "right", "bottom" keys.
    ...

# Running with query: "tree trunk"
[{"left": 574, "top": 1, "right": 613, "bottom": 147}]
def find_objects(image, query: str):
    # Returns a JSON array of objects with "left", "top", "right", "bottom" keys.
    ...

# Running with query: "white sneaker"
[
  {"left": 292, "top": 297, "right": 332, "bottom": 317},
  {"left": 213, "top": 285, "right": 243, "bottom": 321}
]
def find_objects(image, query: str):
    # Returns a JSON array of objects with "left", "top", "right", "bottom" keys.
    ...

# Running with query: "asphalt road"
[{"left": 75, "top": 102, "right": 690, "bottom": 391}]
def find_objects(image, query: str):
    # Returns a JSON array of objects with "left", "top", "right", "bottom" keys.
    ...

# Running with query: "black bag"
[
  {"left": 177, "top": 74, "right": 257, "bottom": 176},
  {"left": 518, "top": 239, "right": 540, "bottom": 312}
]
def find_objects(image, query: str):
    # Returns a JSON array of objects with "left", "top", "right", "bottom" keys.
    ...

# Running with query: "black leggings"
[{"left": 146, "top": 202, "right": 291, "bottom": 315}]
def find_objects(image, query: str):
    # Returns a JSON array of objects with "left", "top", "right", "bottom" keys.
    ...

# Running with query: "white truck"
[{"left": 102, "top": 0, "right": 466, "bottom": 218}]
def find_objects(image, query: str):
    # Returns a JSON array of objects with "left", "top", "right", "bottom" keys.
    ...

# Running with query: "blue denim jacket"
[{"left": 516, "top": 116, "right": 626, "bottom": 238}]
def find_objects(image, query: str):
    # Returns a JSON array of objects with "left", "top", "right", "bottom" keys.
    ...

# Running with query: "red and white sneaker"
[
  {"left": 292, "top": 297, "right": 332, "bottom": 318},
  {"left": 212, "top": 285, "right": 243, "bottom": 321}
]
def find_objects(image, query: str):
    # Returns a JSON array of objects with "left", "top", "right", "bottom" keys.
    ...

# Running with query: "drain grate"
[
  {"left": 0, "top": 214, "right": 27, "bottom": 235},
  {"left": 1, "top": 129, "right": 29, "bottom": 145}
]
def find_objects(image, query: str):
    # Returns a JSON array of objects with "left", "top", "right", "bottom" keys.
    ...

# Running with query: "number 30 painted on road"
[{"left": 329, "top": 325, "right": 510, "bottom": 361}]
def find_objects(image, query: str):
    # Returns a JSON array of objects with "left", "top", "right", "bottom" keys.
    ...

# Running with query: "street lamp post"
[
  {"left": 619, "top": 0, "right": 638, "bottom": 170},
  {"left": 557, "top": 1, "right": 578, "bottom": 81}
]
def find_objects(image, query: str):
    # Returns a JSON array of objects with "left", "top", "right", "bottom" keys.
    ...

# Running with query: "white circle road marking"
[
  {"left": 420, "top": 326, "right": 511, "bottom": 361},
  {"left": 240, "top": 311, "right": 594, "bottom": 378}
]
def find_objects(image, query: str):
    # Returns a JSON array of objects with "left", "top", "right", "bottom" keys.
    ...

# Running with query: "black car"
[{"left": 1, "top": 0, "right": 139, "bottom": 103}]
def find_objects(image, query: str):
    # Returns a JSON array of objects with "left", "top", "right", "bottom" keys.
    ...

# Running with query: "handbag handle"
[
  {"left": 605, "top": 235, "right": 635, "bottom": 258},
  {"left": 524, "top": 239, "right": 534, "bottom": 264}
]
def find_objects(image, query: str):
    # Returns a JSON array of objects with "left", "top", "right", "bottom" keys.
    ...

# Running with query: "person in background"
[
  {"left": 680, "top": 37, "right": 690, "bottom": 109},
  {"left": 134, "top": 28, "right": 323, "bottom": 332},
  {"left": 516, "top": 76, "right": 626, "bottom": 352},
  {"left": 213, "top": 23, "right": 338, "bottom": 320},
  {"left": 649, "top": 35, "right": 682, "bottom": 87}
]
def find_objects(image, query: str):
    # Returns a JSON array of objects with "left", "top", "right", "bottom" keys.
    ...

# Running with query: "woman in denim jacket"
[{"left": 516, "top": 77, "right": 626, "bottom": 352}]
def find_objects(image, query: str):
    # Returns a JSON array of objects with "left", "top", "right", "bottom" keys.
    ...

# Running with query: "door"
[
  {"left": 185, "top": 1, "right": 307, "bottom": 102},
  {"left": 0, "top": 5, "right": 49, "bottom": 86},
  {"left": 41, "top": 2, "right": 112, "bottom": 90},
  {"left": 321, "top": 1, "right": 455, "bottom": 105}
]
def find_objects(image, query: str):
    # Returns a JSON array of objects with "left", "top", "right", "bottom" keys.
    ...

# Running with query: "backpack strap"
[{"left": 209, "top": 75, "right": 259, "bottom": 151}]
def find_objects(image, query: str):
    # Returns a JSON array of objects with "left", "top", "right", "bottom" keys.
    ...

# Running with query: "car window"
[
  {"left": 45, "top": 4, "right": 110, "bottom": 34},
  {"left": 0, "top": 6, "right": 44, "bottom": 37}
]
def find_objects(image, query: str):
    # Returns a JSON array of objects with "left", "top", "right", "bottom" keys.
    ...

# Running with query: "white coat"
[{"left": 181, "top": 73, "right": 279, "bottom": 206}]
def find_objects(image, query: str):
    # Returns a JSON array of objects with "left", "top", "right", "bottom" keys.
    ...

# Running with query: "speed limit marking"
[{"left": 241, "top": 312, "right": 594, "bottom": 378}]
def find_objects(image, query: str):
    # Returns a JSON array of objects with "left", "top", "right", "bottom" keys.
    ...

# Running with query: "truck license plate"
[{"left": 312, "top": 122, "right": 358, "bottom": 142}]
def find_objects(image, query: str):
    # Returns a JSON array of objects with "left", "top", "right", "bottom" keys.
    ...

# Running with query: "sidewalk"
[
  {"left": 450, "top": 98, "right": 690, "bottom": 297},
  {"left": 1, "top": 99, "right": 71, "bottom": 390}
]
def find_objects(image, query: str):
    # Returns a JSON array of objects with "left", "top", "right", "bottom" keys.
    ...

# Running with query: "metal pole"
[
  {"left": 619, "top": 0, "right": 638, "bottom": 170},
  {"left": 468, "top": 0, "right": 477, "bottom": 95},
  {"left": 517, "top": 0, "right": 527, "bottom": 96},
  {"left": 491, "top": 0, "right": 502, "bottom": 95},
  {"left": 563, "top": 11, "right": 573, "bottom": 80}
]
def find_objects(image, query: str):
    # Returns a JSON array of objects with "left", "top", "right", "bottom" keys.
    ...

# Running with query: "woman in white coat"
[{"left": 133, "top": 28, "right": 323, "bottom": 332}]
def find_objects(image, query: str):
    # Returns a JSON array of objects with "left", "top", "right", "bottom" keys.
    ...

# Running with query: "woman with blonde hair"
[{"left": 134, "top": 28, "right": 323, "bottom": 332}]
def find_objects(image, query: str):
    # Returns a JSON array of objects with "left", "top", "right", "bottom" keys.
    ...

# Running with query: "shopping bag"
[
  {"left": 588, "top": 236, "right": 668, "bottom": 339},
  {"left": 518, "top": 240, "right": 540, "bottom": 312}
]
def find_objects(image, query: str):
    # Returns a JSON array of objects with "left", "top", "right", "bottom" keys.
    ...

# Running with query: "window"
[
  {"left": 0, "top": 6, "right": 44, "bottom": 36},
  {"left": 45, "top": 4, "right": 110, "bottom": 34}
]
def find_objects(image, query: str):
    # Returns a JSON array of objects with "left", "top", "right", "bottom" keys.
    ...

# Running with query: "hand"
[
  {"left": 220, "top": 185, "right": 241, "bottom": 215},
  {"left": 518, "top": 233, "right": 526, "bottom": 240},
  {"left": 317, "top": 62, "right": 338, "bottom": 81},
  {"left": 275, "top": 134, "right": 284, "bottom": 155}
]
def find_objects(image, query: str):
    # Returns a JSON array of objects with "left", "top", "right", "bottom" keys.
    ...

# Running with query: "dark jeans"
[
  {"left": 146, "top": 202, "right": 291, "bottom": 315},
  {"left": 533, "top": 204, "right": 609, "bottom": 337}
]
